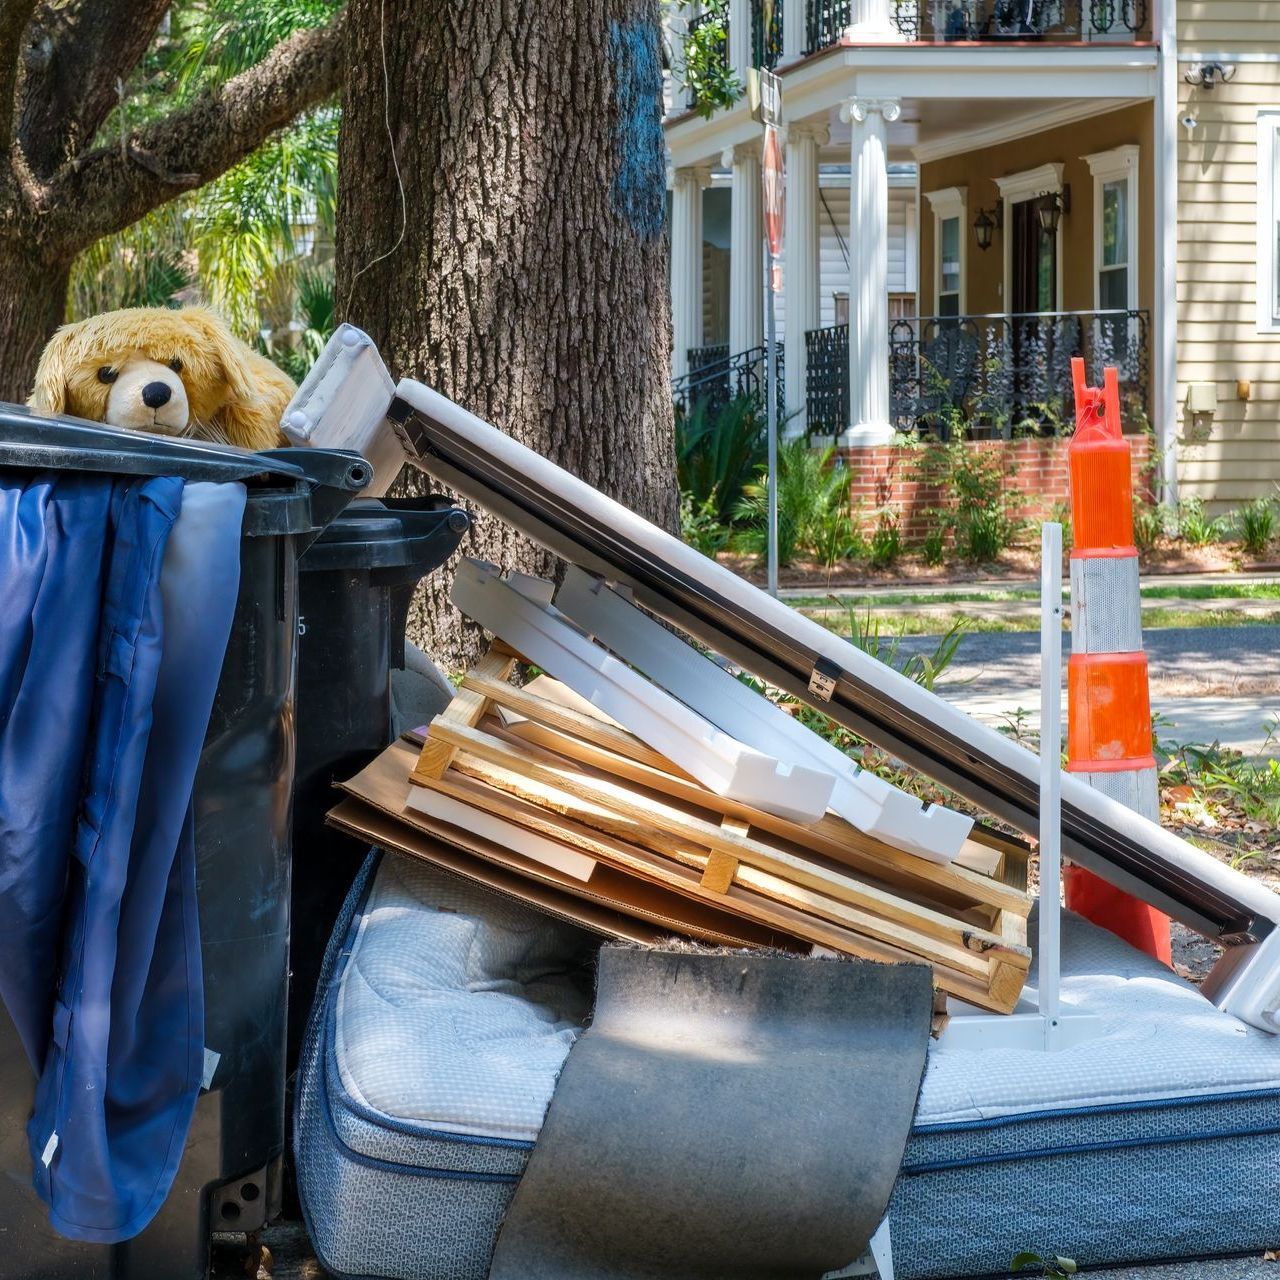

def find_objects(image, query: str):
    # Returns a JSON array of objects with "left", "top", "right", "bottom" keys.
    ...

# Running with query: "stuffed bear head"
[{"left": 28, "top": 305, "right": 296, "bottom": 452}]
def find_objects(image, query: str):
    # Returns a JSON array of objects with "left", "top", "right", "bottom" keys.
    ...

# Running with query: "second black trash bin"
[{"left": 289, "top": 497, "right": 469, "bottom": 1076}]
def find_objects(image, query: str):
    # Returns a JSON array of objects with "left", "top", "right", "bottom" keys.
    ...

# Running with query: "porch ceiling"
[
  {"left": 824, "top": 95, "right": 1138, "bottom": 164},
  {"left": 664, "top": 43, "right": 1156, "bottom": 171}
]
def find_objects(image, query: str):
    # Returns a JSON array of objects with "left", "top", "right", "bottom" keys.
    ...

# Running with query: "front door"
[{"left": 1010, "top": 197, "right": 1056, "bottom": 313}]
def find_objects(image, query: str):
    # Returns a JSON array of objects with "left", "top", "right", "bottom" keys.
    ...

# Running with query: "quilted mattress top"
[
  {"left": 333, "top": 854, "right": 593, "bottom": 1142},
  {"left": 919, "top": 908, "right": 1280, "bottom": 1127}
]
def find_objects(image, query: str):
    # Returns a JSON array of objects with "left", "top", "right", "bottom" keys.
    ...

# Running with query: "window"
[
  {"left": 1257, "top": 113, "right": 1280, "bottom": 331},
  {"left": 1085, "top": 145, "right": 1139, "bottom": 314},
  {"left": 939, "top": 217, "right": 961, "bottom": 316},
  {"left": 924, "top": 187, "right": 967, "bottom": 320}
]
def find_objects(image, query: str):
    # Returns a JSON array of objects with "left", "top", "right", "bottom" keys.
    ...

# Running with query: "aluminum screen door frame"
[{"left": 390, "top": 380, "right": 1278, "bottom": 949}]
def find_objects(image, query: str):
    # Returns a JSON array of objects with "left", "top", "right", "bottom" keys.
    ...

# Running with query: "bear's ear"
[
  {"left": 190, "top": 308, "right": 258, "bottom": 407},
  {"left": 28, "top": 326, "right": 76, "bottom": 415}
]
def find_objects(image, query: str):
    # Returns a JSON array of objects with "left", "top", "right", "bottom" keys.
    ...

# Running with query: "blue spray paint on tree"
[{"left": 609, "top": 20, "right": 667, "bottom": 239}]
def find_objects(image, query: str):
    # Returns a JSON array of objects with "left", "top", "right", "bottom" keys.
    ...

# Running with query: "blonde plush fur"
[{"left": 28, "top": 307, "right": 295, "bottom": 452}]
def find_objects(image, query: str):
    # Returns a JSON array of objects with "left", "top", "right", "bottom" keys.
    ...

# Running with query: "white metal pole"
[
  {"left": 1039, "top": 521, "right": 1063, "bottom": 1040},
  {"left": 766, "top": 250, "right": 779, "bottom": 598}
]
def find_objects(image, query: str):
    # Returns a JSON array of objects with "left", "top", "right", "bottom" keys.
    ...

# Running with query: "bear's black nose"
[{"left": 142, "top": 381, "right": 172, "bottom": 409}]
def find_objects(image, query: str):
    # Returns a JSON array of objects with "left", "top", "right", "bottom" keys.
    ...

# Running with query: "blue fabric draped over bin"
[{"left": 0, "top": 471, "right": 243, "bottom": 1243}]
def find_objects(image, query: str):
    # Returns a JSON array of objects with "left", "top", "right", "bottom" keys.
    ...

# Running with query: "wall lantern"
[
  {"left": 1183, "top": 62, "right": 1236, "bottom": 91},
  {"left": 972, "top": 204, "right": 1002, "bottom": 252},
  {"left": 1036, "top": 186, "right": 1070, "bottom": 236}
]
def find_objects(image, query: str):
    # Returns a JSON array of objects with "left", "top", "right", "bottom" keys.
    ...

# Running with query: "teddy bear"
[{"left": 28, "top": 306, "right": 297, "bottom": 452}]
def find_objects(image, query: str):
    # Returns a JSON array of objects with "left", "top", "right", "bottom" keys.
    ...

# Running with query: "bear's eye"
[
  {"left": 168, "top": 357, "right": 183, "bottom": 374},
  {"left": 97, "top": 367, "right": 118, "bottom": 384}
]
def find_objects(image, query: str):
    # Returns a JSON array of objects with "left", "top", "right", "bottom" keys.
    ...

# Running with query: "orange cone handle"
[
  {"left": 1069, "top": 361, "right": 1134, "bottom": 553},
  {"left": 1065, "top": 357, "right": 1171, "bottom": 964}
]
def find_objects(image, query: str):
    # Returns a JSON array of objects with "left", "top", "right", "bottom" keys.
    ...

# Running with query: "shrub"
[
  {"left": 1233, "top": 496, "right": 1276, "bottom": 556},
  {"left": 1177, "top": 495, "right": 1225, "bottom": 547},
  {"left": 676, "top": 392, "right": 768, "bottom": 524},
  {"left": 869, "top": 510, "right": 902, "bottom": 568},
  {"left": 680, "top": 492, "right": 730, "bottom": 555},
  {"left": 733, "top": 440, "right": 855, "bottom": 567},
  {"left": 921, "top": 525, "right": 946, "bottom": 566},
  {"left": 913, "top": 436, "right": 1022, "bottom": 563},
  {"left": 1131, "top": 498, "right": 1164, "bottom": 553}
]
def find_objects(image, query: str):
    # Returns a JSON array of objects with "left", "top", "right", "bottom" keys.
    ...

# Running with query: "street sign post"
[{"left": 760, "top": 69, "right": 784, "bottom": 598}]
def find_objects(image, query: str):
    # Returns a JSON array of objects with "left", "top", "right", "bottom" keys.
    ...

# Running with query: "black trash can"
[
  {"left": 0, "top": 408, "right": 370, "bottom": 1280},
  {"left": 289, "top": 496, "right": 469, "bottom": 1076}
]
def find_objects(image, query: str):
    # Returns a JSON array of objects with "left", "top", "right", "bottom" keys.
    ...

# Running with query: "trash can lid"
[
  {"left": 0, "top": 405, "right": 373, "bottom": 540},
  {"left": 0, "top": 403, "right": 314, "bottom": 484},
  {"left": 300, "top": 498, "right": 470, "bottom": 573}
]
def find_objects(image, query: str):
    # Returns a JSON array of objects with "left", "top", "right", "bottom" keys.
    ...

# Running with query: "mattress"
[
  {"left": 892, "top": 909, "right": 1280, "bottom": 1277},
  {"left": 294, "top": 849, "right": 593, "bottom": 1280}
]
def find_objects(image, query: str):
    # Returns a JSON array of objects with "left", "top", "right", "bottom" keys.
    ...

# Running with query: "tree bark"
[
  {"left": 0, "top": 247, "right": 69, "bottom": 400},
  {"left": 335, "top": 0, "right": 677, "bottom": 669}
]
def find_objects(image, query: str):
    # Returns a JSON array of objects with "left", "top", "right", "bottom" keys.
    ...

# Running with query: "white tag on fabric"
[
  {"left": 40, "top": 1132, "right": 58, "bottom": 1168},
  {"left": 202, "top": 1047, "right": 221, "bottom": 1091}
]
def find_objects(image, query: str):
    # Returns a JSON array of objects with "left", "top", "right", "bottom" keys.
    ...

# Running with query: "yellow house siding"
[
  {"left": 1177, "top": 50, "right": 1280, "bottom": 510},
  {"left": 1179, "top": 1, "right": 1280, "bottom": 51}
]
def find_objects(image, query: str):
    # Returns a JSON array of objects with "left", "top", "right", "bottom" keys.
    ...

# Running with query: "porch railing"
[
  {"left": 804, "top": 309, "right": 1151, "bottom": 439},
  {"left": 752, "top": 0, "right": 784, "bottom": 68},
  {"left": 804, "top": 0, "right": 1148, "bottom": 52},
  {"left": 674, "top": 344, "right": 785, "bottom": 415}
]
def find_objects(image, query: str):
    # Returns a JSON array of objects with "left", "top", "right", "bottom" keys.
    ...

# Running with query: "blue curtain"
[{"left": 0, "top": 471, "right": 243, "bottom": 1243}]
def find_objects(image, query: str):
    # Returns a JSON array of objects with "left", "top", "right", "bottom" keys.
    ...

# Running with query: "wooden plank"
[
  {"left": 412, "top": 649, "right": 517, "bottom": 781},
  {"left": 463, "top": 671, "right": 695, "bottom": 779},
  {"left": 701, "top": 849, "right": 740, "bottom": 894},
  {"left": 421, "top": 720, "right": 1028, "bottom": 972},
  {"left": 484, "top": 682, "right": 1030, "bottom": 918},
  {"left": 413, "top": 761, "right": 1018, "bottom": 1008}
]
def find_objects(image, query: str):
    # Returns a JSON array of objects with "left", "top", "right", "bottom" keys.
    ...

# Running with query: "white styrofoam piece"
[
  {"left": 281, "top": 324, "right": 401, "bottom": 496},
  {"left": 404, "top": 783, "right": 597, "bottom": 883},
  {"left": 555, "top": 566, "right": 972, "bottom": 864},
  {"left": 450, "top": 558, "right": 837, "bottom": 824}
]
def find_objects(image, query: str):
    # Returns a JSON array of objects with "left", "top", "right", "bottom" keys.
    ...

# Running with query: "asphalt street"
[{"left": 893, "top": 625, "right": 1280, "bottom": 755}]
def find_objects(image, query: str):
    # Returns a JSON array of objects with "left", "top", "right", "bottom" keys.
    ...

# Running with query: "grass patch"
[
  {"left": 789, "top": 580, "right": 1280, "bottom": 611},
  {"left": 801, "top": 606, "right": 1280, "bottom": 637}
]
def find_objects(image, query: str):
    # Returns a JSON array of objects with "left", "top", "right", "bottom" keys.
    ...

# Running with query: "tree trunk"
[
  {"left": 0, "top": 248, "right": 70, "bottom": 403},
  {"left": 335, "top": 0, "right": 677, "bottom": 669}
]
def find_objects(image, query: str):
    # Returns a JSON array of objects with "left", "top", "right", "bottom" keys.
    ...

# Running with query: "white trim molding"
[
  {"left": 996, "top": 162, "right": 1065, "bottom": 312},
  {"left": 913, "top": 100, "right": 1132, "bottom": 165},
  {"left": 924, "top": 186, "right": 968, "bottom": 315},
  {"left": 1257, "top": 112, "right": 1280, "bottom": 334},
  {"left": 994, "top": 161, "right": 1065, "bottom": 204},
  {"left": 1084, "top": 144, "right": 1140, "bottom": 313}
]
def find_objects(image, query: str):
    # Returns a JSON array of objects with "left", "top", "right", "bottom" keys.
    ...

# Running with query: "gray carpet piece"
[{"left": 489, "top": 946, "right": 934, "bottom": 1280}]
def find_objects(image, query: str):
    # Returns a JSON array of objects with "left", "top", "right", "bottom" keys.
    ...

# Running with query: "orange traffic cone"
[{"left": 1063, "top": 358, "right": 1172, "bottom": 965}]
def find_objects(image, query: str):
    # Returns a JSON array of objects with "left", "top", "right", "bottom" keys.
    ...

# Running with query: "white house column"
[
  {"left": 842, "top": 96, "right": 899, "bottom": 445},
  {"left": 728, "top": 0, "right": 751, "bottom": 85},
  {"left": 782, "top": 0, "right": 806, "bottom": 62},
  {"left": 845, "top": 0, "right": 905, "bottom": 40},
  {"left": 725, "top": 143, "right": 763, "bottom": 359},
  {"left": 670, "top": 165, "right": 711, "bottom": 383},
  {"left": 783, "top": 122, "right": 827, "bottom": 435}
]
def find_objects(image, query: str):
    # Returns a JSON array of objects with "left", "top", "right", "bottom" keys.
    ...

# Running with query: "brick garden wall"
[{"left": 838, "top": 436, "right": 1155, "bottom": 542}]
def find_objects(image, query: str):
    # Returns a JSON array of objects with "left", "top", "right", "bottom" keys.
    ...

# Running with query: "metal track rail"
[{"left": 391, "top": 382, "right": 1278, "bottom": 949}]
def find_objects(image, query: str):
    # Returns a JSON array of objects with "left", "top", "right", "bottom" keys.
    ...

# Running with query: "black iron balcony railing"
[
  {"left": 804, "top": 309, "right": 1150, "bottom": 439},
  {"left": 804, "top": 0, "right": 1148, "bottom": 52},
  {"left": 752, "top": 0, "right": 785, "bottom": 68},
  {"left": 674, "top": 344, "right": 785, "bottom": 415},
  {"left": 806, "top": 0, "right": 850, "bottom": 55}
]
